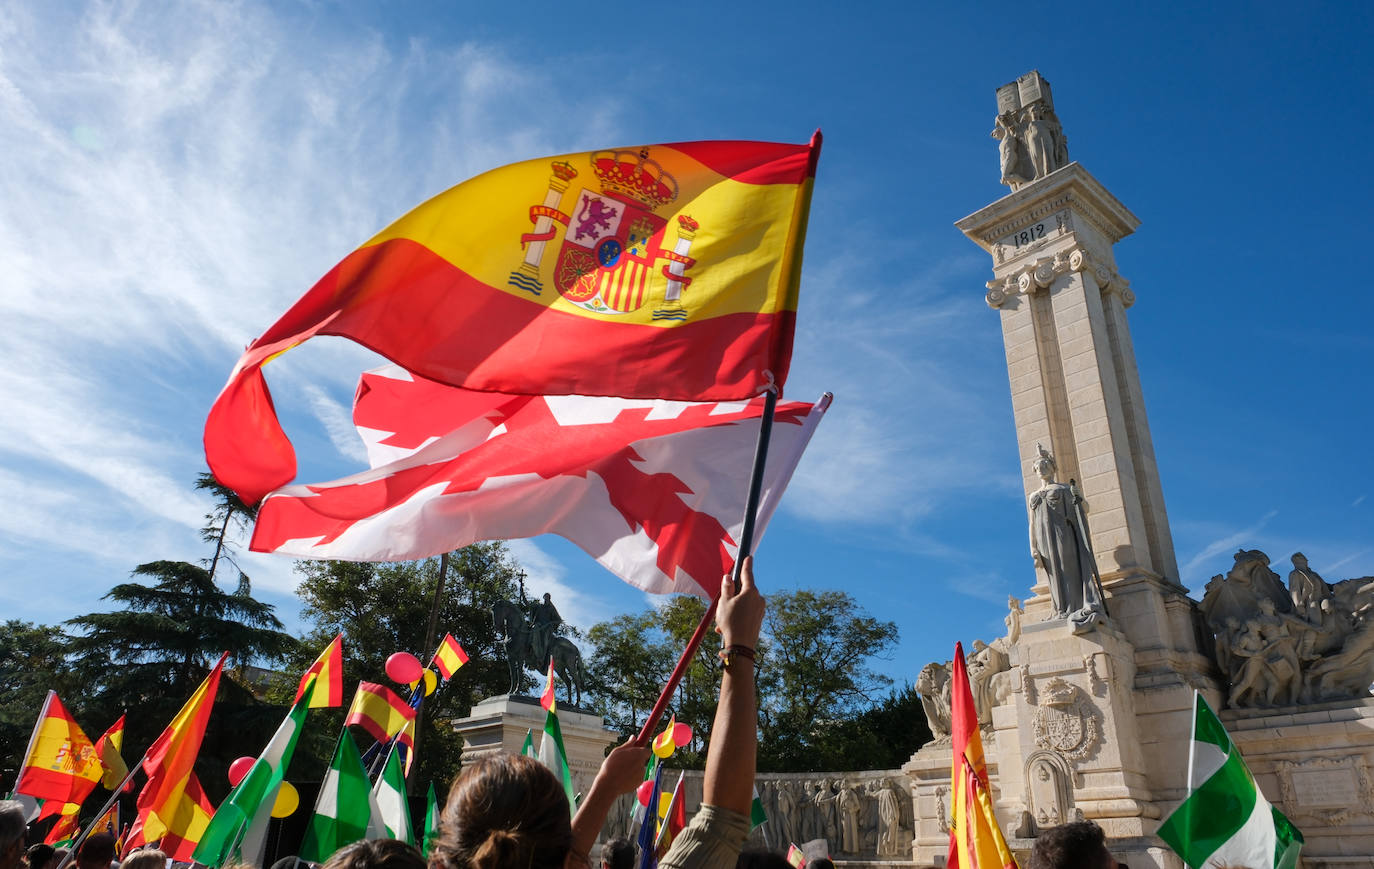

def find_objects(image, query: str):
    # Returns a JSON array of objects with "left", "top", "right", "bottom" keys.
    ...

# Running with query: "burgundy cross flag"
[{"left": 249, "top": 366, "right": 828, "bottom": 599}]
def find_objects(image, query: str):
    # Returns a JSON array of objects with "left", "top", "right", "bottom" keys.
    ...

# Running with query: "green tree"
[
  {"left": 804, "top": 684, "right": 933, "bottom": 771},
  {"left": 64, "top": 561, "right": 300, "bottom": 798},
  {"left": 755, "top": 589, "right": 898, "bottom": 772},
  {"left": 290, "top": 542, "right": 524, "bottom": 790},
  {"left": 0, "top": 620, "right": 73, "bottom": 782}
]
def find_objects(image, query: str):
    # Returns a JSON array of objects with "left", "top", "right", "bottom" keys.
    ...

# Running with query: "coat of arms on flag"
[{"left": 509, "top": 148, "right": 698, "bottom": 320}]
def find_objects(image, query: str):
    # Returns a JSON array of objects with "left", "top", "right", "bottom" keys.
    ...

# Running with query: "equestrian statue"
[{"left": 492, "top": 594, "right": 586, "bottom": 706}]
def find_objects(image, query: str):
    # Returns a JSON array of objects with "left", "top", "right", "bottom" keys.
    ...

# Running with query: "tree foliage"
[
  {"left": 0, "top": 620, "right": 73, "bottom": 781},
  {"left": 290, "top": 542, "right": 524, "bottom": 789},
  {"left": 585, "top": 587, "right": 904, "bottom": 773},
  {"left": 584, "top": 596, "right": 720, "bottom": 765},
  {"left": 756, "top": 589, "right": 899, "bottom": 771},
  {"left": 63, "top": 560, "right": 300, "bottom": 799}
]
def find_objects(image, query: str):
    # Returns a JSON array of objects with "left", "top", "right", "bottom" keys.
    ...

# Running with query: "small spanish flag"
[
  {"left": 539, "top": 658, "right": 557, "bottom": 713},
  {"left": 298, "top": 634, "right": 344, "bottom": 708},
  {"left": 786, "top": 844, "right": 807, "bottom": 868},
  {"left": 95, "top": 713, "right": 130, "bottom": 790},
  {"left": 345, "top": 681, "right": 416, "bottom": 743},
  {"left": 432, "top": 633, "right": 469, "bottom": 680}
]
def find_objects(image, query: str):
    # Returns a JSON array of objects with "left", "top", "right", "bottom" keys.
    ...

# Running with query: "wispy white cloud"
[
  {"left": 1354, "top": 495, "right": 1367, "bottom": 508},
  {"left": 1179, "top": 509, "right": 1280, "bottom": 577}
]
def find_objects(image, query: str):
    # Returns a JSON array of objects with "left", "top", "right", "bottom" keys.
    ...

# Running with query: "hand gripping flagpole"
[{"left": 633, "top": 386, "right": 779, "bottom": 747}]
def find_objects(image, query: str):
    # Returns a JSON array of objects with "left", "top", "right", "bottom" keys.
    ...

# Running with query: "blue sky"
[{"left": 1, "top": 1, "right": 1370, "bottom": 689}]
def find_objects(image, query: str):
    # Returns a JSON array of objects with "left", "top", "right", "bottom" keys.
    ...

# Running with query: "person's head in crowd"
[
  {"left": 121, "top": 848, "right": 167, "bottom": 869},
  {"left": 75, "top": 833, "right": 117, "bottom": 869},
  {"left": 26, "top": 844, "right": 55, "bottom": 869},
  {"left": 323, "top": 839, "right": 424, "bottom": 869},
  {"left": 429, "top": 754, "right": 573, "bottom": 869},
  {"left": 733, "top": 851, "right": 792, "bottom": 869},
  {"left": 808, "top": 859, "right": 836, "bottom": 869},
  {"left": 0, "top": 801, "right": 24, "bottom": 869},
  {"left": 50, "top": 849, "right": 71, "bottom": 869},
  {"left": 599, "top": 837, "right": 633, "bottom": 869},
  {"left": 1029, "top": 821, "right": 1118, "bottom": 869}
]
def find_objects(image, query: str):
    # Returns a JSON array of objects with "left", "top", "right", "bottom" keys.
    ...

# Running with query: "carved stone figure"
[
  {"left": 874, "top": 778, "right": 904, "bottom": 857},
  {"left": 990, "top": 72, "right": 1070, "bottom": 189},
  {"left": 813, "top": 780, "right": 838, "bottom": 844},
  {"left": 967, "top": 639, "right": 1010, "bottom": 727},
  {"left": 836, "top": 780, "right": 862, "bottom": 854},
  {"left": 1023, "top": 104, "right": 1057, "bottom": 178},
  {"left": 917, "top": 661, "right": 952, "bottom": 739},
  {"left": 1289, "top": 552, "right": 1331, "bottom": 618},
  {"left": 993, "top": 113, "right": 1027, "bottom": 188},
  {"left": 773, "top": 780, "right": 797, "bottom": 845},
  {"left": 1306, "top": 616, "right": 1374, "bottom": 702},
  {"left": 1028, "top": 444, "right": 1106, "bottom": 632}
]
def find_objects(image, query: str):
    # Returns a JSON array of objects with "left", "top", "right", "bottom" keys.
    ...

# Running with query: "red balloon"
[
  {"left": 386, "top": 652, "right": 423, "bottom": 684},
  {"left": 228, "top": 756, "right": 255, "bottom": 786}
]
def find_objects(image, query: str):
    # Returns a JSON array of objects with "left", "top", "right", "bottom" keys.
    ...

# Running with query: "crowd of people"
[{"left": 0, "top": 559, "right": 1130, "bottom": 869}]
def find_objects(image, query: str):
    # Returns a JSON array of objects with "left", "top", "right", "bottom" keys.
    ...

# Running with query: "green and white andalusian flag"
[
  {"left": 299, "top": 732, "right": 385, "bottom": 863},
  {"left": 193, "top": 675, "right": 318, "bottom": 867},
  {"left": 537, "top": 709, "right": 577, "bottom": 814},
  {"left": 520, "top": 727, "right": 537, "bottom": 758},
  {"left": 373, "top": 742, "right": 414, "bottom": 844},
  {"left": 1158, "top": 693, "right": 1303, "bottom": 869}
]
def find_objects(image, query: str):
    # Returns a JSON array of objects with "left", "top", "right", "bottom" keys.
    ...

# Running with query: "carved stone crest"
[{"left": 1032, "top": 678, "right": 1099, "bottom": 761}]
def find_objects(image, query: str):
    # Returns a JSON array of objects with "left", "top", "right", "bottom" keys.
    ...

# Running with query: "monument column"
[
  {"left": 932, "top": 71, "right": 1219, "bottom": 867},
  {"left": 956, "top": 74, "right": 1201, "bottom": 672}
]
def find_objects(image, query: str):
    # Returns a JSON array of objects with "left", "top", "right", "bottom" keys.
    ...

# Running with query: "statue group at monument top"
[{"left": 992, "top": 70, "right": 1070, "bottom": 189}]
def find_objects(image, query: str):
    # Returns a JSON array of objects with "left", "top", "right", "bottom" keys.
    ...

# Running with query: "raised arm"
[
  {"left": 567, "top": 741, "right": 652, "bottom": 868},
  {"left": 702, "top": 555, "right": 765, "bottom": 814}
]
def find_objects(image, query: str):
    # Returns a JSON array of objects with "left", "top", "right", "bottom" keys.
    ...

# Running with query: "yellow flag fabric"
[{"left": 949, "top": 643, "right": 1017, "bottom": 869}]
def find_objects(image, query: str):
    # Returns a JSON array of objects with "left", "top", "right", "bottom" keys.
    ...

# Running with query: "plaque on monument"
[{"left": 1289, "top": 767, "right": 1360, "bottom": 807}]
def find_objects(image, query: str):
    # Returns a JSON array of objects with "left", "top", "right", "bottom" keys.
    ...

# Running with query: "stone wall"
[{"left": 600, "top": 769, "right": 918, "bottom": 867}]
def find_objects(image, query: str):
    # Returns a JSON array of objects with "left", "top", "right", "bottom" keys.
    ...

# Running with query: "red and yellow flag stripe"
[{"left": 205, "top": 136, "right": 821, "bottom": 505}]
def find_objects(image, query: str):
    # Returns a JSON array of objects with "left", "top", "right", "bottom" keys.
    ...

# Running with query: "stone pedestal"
[
  {"left": 1224, "top": 698, "right": 1374, "bottom": 866},
  {"left": 453, "top": 694, "right": 618, "bottom": 799}
]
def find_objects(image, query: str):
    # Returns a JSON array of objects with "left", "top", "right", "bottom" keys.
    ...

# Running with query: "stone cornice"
[
  {"left": 984, "top": 242, "right": 1134, "bottom": 309},
  {"left": 955, "top": 163, "right": 1140, "bottom": 255}
]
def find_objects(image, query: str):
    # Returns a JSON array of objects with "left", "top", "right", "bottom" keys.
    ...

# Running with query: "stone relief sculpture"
[
  {"left": 1202, "top": 549, "right": 1374, "bottom": 708},
  {"left": 874, "top": 778, "right": 906, "bottom": 856},
  {"left": 918, "top": 661, "right": 953, "bottom": 739},
  {"left": 919, "top": 597, "right": 1023, "bottom": 733},
  {"left": 991, "top": 71, "right": 1070, "bottom": 190},
  {"left": 1028, "top": 444, "right": 1107, "bottom": 633},
  {"left": 836, "top": 780, "right": 862, "bottom": 854}
]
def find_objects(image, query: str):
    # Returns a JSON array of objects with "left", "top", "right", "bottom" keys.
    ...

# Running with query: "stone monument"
[
  {"left": 908, "top": 70, "right": 1218, "bottom": 869},
  {"left": 903, "top": 70, "right": 1374, "bottom": 869},
  {"left": 453, "top": 591, "right": 615, "bottom": 812}
]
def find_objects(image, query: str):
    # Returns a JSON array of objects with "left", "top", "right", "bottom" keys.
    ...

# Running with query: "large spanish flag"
[
  {"left": 205, "top": 135, "right": 821, "bottom": 505},
  {"left": 14, "top": 691, "right": 103, "bottom": 804}
]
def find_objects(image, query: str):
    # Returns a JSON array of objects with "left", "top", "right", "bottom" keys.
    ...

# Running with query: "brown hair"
[
  {"left": 121, "top": 849, "right": 169, "bottom": 869},
  {"left": 429, "top": 754, "right": 573, "bottom": 869},
  {"left": 1029, "top": 820, "right": 1113, "bottom": 869},
  {"left": 323, "top": 839, "right": 426, "bottom": 869}
]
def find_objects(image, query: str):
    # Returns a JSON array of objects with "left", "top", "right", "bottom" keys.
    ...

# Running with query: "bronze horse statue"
[{"left": 491, "top": 599, "right": 586, "bottom": 706}]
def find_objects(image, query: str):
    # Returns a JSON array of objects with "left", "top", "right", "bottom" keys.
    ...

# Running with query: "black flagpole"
[{"left": 634, "top": 387, "right": 778, "bottom": 746}]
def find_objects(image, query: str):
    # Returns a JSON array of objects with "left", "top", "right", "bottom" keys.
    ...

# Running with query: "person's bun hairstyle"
[{"left": 429, "top": 753, "right": 573, "bottom": 869}]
